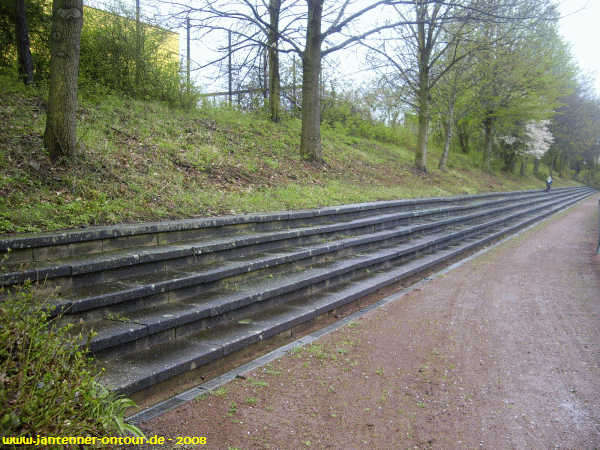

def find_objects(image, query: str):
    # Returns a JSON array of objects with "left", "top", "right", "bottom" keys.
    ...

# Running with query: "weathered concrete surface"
[{"left": 142, "top": 194, "right": 600, "bottom": 449}]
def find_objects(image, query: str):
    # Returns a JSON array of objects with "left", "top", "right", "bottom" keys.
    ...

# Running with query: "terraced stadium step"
[
  {"left": 49, "top": 190, "right": 577, "bottom": 320},
  {"left": 1, "top": 189, "right": 578, "bottom": 288},
  {"left": 96, "top": 190, "right": 593, "bottom": 394},
  {"left": 0, "top": 187, "right": 593, "bottom": 398}
]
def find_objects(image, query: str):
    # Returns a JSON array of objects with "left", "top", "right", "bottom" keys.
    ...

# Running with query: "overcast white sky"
[{"left": 558, "top": 0, "right": 600, "bottom": 94}]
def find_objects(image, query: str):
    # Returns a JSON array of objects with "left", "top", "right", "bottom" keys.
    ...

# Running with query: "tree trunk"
[
  {"left": 299, "top": 0, "right": 323, "bottom": 162},
  {"left": 44, "top": 0, "right": 83, "bottom": 163},
  {"left": 415, "top": 87, "right": 430, "bottom": 172},
  {"left": 558, "top": 154, "right": 565, "bottom": 177},
  {"left": 533, "top": 157, "right": 539, "bottom": 175},
  {"left": 268, "top": 0, "right": 281, "bottom": 122},
  {"left": 520, "top": 158, "right": 526, "bottom": 176},
  {"left": 457, "top": 123, "right": 469, "bottom": 153},
  {"left": 15, "top": 0, "right": 34, "bottom": 85},
  {"left": 414, "top": 4, "right": 430, "bottom": 172},
  {"left": 438, "top": 104, "right": 454, "bottom": 171},
  {"left": 483, "top": 115, "right": 493, "bottom": 172}
]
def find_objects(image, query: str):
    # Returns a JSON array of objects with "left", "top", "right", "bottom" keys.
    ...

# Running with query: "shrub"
[{"left": 0, "top": 283, "right": 142, "bottom": 440}]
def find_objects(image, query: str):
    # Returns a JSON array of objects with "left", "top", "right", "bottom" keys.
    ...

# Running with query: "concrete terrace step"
[
  {"left": 0, "top": 189, "right": 578, "bottom": 288},
  {"left": 91, "top": 191, "right": 590, "bottom": 359},
  {"left": 48, "top": 190, "right": 577, "bottom": 318},
  {"left": 1, "top": 187, "right": 593, "bottom": 399},
  {"left": 0, "top": 187, "right": 582, "bottom": 267},
  {"left": 98, "top": 189, "right": 592, "bottom": 395}
]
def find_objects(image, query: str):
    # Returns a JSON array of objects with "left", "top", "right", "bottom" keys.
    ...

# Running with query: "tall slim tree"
[
  {"left": 296, "top": 0, "right": 404, "bottom": 161},
  {"left": 268, "top": 0, "right": 281, "bottom": 122},
  {"left": 44, "top": 0, "right": 83, "bottom": 162},
  {"left": 15, "top": 0, "right": 34, "bottom": 85},
  {"left": 299, "top": 0, "right": 322, "bottom": 160}
]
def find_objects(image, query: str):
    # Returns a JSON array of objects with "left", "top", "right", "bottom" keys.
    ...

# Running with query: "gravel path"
[{"left": 141, "top": 194, "right": 600, "bottom": 449}]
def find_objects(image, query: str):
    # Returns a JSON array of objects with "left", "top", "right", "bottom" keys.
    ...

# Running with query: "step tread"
[
  {"left": 76, "top": 252, "right": 381, "bottom": 351},
  {"left": 5, "top": 188, "right": 565, "bottom": 251},
  {"left": 99, "top": 303, "right": 313, "bottom": 393}
]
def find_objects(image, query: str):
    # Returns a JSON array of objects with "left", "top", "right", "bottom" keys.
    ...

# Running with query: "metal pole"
[
  {"left": 228, "top": 30, "right": 232, "bottom": 106},
  {"left": 135, "top": 0, "right": 141, "bottom": 87},
  {"left": 186, "top": 16, "right": 190, "bottom": 92},
  {"left": 292, "top": 55, "right": 296, "bottom": 110}
]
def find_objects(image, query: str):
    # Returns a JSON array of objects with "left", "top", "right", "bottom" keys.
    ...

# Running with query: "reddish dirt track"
[{"left": 141, "top": 194, "right": 600, "bottom": 449}]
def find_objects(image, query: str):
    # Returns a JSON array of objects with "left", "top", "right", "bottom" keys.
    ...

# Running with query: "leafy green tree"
[
  {"left": 79, "top": 3, "right": 184, "bottom": 104},
  {"left": 549, "top": 81, "right": 600, "bottom": 181},
  {"left": 0, "top": 0, "right": 51, "bottom": 77},
  {"left": 473, "top": 11, "right": 574, "bottom": 172}
]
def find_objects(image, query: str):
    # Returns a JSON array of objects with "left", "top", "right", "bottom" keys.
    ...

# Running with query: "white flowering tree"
[
  {"left": 498, "top": 119, "right": 553, "bottom": 175},
  {"left": 524, "top": 120, "right": 554, "bottom": 174}
]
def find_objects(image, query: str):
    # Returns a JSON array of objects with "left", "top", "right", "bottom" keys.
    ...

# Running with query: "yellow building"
[{"left": 83, "top": 5, "right": 179, "bottom": 64}]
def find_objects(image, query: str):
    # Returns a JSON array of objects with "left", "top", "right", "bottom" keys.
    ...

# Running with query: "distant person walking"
[{"left": 545, "top": 175, "right": 553, "bottom": 192}]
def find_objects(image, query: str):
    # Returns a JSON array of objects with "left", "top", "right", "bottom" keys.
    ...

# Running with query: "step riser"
[{"left": 89, "top": 193, "right": 589, "bottom": 358}]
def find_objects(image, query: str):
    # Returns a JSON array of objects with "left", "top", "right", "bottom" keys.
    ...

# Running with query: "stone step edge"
[
  {"left": 1, "top": 187, "right": 579, "bottom": 251},
  {"left": 104, "top": 190, "right": 590, "bottom": 395}
]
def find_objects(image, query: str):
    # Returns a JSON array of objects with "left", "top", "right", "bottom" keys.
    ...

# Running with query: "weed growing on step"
[
  {"left": 249, "top": 379, "right": 269, "bottom": 388},
  {"left": 0, "top": 284, "right": 142, "bottom": 439},
  {"left": 212, "top": 387, "right": 229, "bottom": 397},
  {"left": 244, "top": 396, "right": 258, "bottom": 406}
]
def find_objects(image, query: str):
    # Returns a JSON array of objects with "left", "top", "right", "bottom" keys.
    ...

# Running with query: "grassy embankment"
[{"left": 0, "top": 72, "right": 578, "bottom": 234}]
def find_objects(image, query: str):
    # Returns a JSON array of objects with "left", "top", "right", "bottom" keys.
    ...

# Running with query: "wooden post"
[
  {"left": 292, "top": 55, "right": 297, "bottom": 111},
  {"left": 263, "top": 48, "right": 268, "bottom": 99}
]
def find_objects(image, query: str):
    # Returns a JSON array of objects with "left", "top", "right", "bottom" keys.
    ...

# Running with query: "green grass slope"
[{"left": 0, "top": 74, "right": 578, "bottom": 234}]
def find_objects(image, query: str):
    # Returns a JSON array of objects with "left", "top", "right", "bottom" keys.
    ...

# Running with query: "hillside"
[{"left": 0, "top": 73, "right": 578, "bottom": 234}]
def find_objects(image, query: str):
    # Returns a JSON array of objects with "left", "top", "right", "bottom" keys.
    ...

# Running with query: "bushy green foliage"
[
  {"left": 321, "top": 97, "right": 406, "bottom": 146},
  {"left": 0, "top": 283, "right": 142, "bottom": 439},
  {"left": 79, "top": 3, "right": 192, "bottom": 106},
  {"left": 0, "top": 0, "right": 195, "bottom": 107}
]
